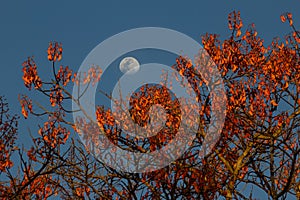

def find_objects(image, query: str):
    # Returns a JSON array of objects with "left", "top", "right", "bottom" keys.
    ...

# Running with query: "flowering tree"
[{"left": 0, "top": 11, "right": 299, "bottom": 199}]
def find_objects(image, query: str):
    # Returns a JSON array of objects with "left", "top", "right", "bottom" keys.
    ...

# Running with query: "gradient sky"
[{"left": 1, "top": 0, "right": 299, "bottom": 198}]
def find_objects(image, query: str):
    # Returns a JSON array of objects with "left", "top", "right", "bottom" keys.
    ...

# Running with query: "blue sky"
[
  {"left": 0, "top": 0, "right": 300, "bottom": 198},
  {"left": 1, "top": 0, "right": 299, "bottom": 114}
]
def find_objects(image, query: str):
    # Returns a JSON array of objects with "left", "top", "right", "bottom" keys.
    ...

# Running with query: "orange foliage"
[
  {"left": 2, "top": 10, "right": 299, "bottom": 200},
  {"left": 47, "top": 42, "right": 63, "bottom": 62},
  {"left": 38, "top": 120, "right": 70, "bottom": 148},
  {"left": 22, "top": 57, "right": 42, "bottom": 90},
  {"left": 18, "top": 94, "right": 32, "bottom": 119}
]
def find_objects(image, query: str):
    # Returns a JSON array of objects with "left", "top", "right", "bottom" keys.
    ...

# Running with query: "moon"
[{"left": 119, "top": 57, "right": 140, "bottom": 75}]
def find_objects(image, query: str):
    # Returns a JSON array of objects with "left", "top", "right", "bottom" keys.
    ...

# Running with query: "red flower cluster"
[
  {"left": 56, "top": 65, "right": 72, "bottom": 86},
  {"left": 38, "top": 121, "right": 70, "bottom": 148},
  {"left": 49, "top": 85, "right": 63, "bottom": 107},
  {"left": 47, "top": 42, "right": 63, "bottom": 62},
  {"left": 22, "top": 57, "right": 42, "bottom": 90}
]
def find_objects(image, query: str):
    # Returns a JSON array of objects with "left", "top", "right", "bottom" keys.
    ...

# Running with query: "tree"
[
  {"left": 200, "top": 11, "right": 300, "bottom": 199},
  {"left": 0, "top": 11, "right": 299, "bottom": 199}
]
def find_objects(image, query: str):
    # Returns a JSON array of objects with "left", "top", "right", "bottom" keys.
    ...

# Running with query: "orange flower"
[
  {"left": 228, "top": 11, "right": 243, "bottom": 32},
  {"left": 38, "top": 120, "right": 70, "bottom": 148},
  {"left": 18, "top": 95, "right": 33, "bottom": 119},
  {"left": 56, "top": 65, "right": 72, "bottom": 86},
  {"left": 280, "top": 15, "right": 286, "bottom": 23},
  {"left": 49, "top": 85, "right": 63, "bottom": 107},
  {"left": 47, "top": 42, "right": 63, "bottom": 62},
  {"left": 22, "top": 57, "right": 42, "bottom": 90}
]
